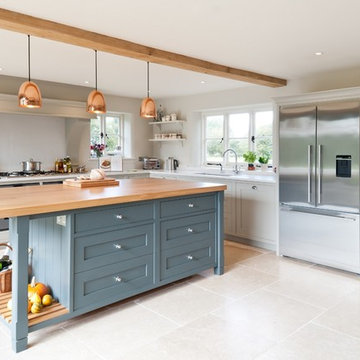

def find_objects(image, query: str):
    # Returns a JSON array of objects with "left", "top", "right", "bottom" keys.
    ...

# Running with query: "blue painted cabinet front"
[{"left": 8, "top": 191, "right": 224, "bottom": 353}]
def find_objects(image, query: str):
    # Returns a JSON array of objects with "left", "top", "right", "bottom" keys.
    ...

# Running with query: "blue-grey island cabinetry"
[{"left": 0, "top": 178, "right": 225, "bottom": 352}]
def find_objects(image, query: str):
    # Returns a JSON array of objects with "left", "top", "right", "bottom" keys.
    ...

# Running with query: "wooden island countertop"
[{"left": 0, "top": 177, "right": 227, "bottom": 218}]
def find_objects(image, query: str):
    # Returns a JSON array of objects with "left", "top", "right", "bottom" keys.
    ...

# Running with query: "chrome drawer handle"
[
  {"left": 114, "top": 244, "right": 122, "bottom": 249},
  {"left": 187, "top": 227, "right": 194, "bottom": 233},
  {"left": 252, "top": 185, "right": 257, "bottom": 190},
  {"left": 188, "top": 203, "right": 194, "bottom": 208},
  {"left": 116, "top": 214, "right": 124, "bottom": 220},
  {"left": 114, "top": 276, "right": 123, "bottom": 282},
  {"left": 187, "top": 255, "right": 194, "bottom": 261}
]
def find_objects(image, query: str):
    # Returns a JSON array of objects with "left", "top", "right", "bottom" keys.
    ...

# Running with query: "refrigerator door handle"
[
  {"left": 307, "top": 145, "right": 312, "bottom": 203},
  {"left": 280, "top": 205, "right": 357, "bottom": 221},
  {"left": 317, "top": 144, "right": 322, "bottom": 204}
]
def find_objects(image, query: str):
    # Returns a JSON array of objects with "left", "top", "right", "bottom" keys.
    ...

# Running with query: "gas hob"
[{"left": 0, "top": 171, "right": 57, "bottom": 178}]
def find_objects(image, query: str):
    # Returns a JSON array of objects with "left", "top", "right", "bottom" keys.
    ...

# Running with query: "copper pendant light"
[
  {"left": 87, "top": 50, "right": 106, "bottom": 114},
  {"left": 18, "top": 35, "right": 42, "bottom": 108},
  {"left": 140, "top": 62, "right": 157, "bottom": 119}
]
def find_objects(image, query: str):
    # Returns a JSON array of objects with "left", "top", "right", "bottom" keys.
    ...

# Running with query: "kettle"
[{"left": 165, "top": 157, "right": 179, "bottom": 171}]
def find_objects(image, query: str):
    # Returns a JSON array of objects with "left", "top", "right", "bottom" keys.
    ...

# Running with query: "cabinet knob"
[
  {"left": 187, "top": 255, "right": 194, "bottom": 261},
  {"left": 114, "top": 276, "right": 123, "bottom": 282},
  {"left": 116, "top": 214, "right": 124, "bottom": 220},
  {"left": 188, "top": 203, "right": 194, "bottom": 208},
  {"left": 187, "top": 227, "right": 194, "bottom": 233},
  {"left": 251, "top": 185, "right": 257, "bottom": 190},
  {"left": 114, "top": 244, "right": 122, "bottom": 249}
]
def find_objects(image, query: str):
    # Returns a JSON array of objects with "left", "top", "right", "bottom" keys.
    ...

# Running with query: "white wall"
[
  {"left": 0, "top": 76, "right": 154, "bottom": 171},
  {"left": 154, "top": 67, "right": 360, "bottom": 168},
  {"left": 0, "top": 113, "right": 66, "bottom": 171}
]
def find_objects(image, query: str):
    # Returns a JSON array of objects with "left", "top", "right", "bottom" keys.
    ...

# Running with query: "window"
[
  {"left": 203, "top": 106, "right": 273, "bottom": 165},
  {"left": 90, "top": 114, "right": 124, "bottom": 157}
]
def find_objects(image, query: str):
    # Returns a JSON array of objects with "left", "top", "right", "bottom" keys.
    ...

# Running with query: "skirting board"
[{"left": 225, "top": 234, "right": 276, "bottom": 252}]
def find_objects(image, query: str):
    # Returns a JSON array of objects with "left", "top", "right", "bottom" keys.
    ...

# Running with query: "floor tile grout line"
[
  {"left": 60, "top": 326, "right": 108, "bottom": 360},
  {"left": 134, "top": 301, "right": 183, "bottom": 327},
  {"left": 263, "top": 288, "right": 327, "bottom": 311},
  {"left": 251, "top": 306, "right": 332, "bottom": 359},
  {"left": 310, "top": 321, "right": 360, "bottom": 342},
  {"left": 262, "top": 289, "right": 359, "bottom": 350},
  {"left": 184, "top": 279, "right": 239, "bottom": 301},
  {"left": 61, "top": 306, "right": 181, "bottom": 360}
]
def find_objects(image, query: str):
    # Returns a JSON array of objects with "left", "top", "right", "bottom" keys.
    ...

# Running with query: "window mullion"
[
  {"left": 250, "top": 111, "right": 255, "bottom": 152},
  {"left": 224, "top": 114, "right": 229, "bottom": 166}
]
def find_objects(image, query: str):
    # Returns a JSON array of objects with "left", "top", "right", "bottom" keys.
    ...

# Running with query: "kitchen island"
[{"left": 0, "top": 178, "right": 226, "bottom": 352}]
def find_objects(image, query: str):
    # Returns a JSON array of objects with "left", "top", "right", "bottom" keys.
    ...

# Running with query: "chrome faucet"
[{"left": 222, "top": 149, "right": 239, "bottom": 174}]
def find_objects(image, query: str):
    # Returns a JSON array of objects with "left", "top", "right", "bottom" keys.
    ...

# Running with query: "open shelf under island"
[{"left": 0, "top": 178, "right": 226, "bottom": 353}]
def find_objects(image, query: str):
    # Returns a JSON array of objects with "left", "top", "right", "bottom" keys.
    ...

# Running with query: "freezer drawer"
[{"left": 279, "top": 207, "right": 360, "bottom": 273}]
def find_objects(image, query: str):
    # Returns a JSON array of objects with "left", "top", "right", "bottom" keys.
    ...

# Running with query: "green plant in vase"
[
  {"left": 243, "top": 151, "right": 257, "bottom": 170},
  {"left": 258, "top": 152, "right": 270, "bottom": 171}
]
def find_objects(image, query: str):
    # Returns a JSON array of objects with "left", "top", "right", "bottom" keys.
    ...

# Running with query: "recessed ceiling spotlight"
[
  {"left": 0, "top": 67, "right": 3, "bottom": 71},
  {"left": 200, "top": 80, "right": 206, "bottom": 84},
  {"left": 314, "top": 51, "right": 323, "bottom": 56},
  {"left": 84, "top": 80, "right": 89, "bottom": 84}
]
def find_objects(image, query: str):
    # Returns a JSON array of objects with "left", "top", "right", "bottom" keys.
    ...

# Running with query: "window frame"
[
  {"left": 90, "top": 113, "right": 124, "bottom": 158},
  {"left": 202, "top": 104, "right": 273, "bottom": 167}
]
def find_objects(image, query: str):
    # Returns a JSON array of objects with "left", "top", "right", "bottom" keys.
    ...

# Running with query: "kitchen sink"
[{"left": 195, "top": 172, "right": 233, "bottom": 177}]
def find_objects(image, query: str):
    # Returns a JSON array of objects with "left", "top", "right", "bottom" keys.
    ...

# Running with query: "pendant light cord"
[
  {"left": 27, "top": 35, "right": 31, "bottom": 82},
  {"left": 95, "top": 50, "right": 98, "bottom": 91},
  {"left": 147, "top": 62, "right": 150, "bottom": 98}
]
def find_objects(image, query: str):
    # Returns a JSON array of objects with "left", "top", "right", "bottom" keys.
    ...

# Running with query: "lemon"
[{"left": 42, "top": 294, "right": 53, "bottom": 306}]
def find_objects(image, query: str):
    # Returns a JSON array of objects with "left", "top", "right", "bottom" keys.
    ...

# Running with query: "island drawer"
[
  {"left": 160, "top": 194, "right": 215, "bottom": 218},
  {"left": 74, "top": 224, "right": 154, "bottom": 273},
  {"left": 74, "top": 254, "right": 153, "bottom": 310},
  {"left": 160, "top": 239, "right": 214, "bottom": 280},
  {"left": 74, "top": 202, "right": 154, "bottom": 233},
  {"left": 160, "top": 213, "right": 215, "bottom": 250}
]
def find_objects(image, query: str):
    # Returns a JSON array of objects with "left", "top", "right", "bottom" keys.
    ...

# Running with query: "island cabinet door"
[
  {"left": 74, "top": 202, "right": 154, "bottom": 233},
  {"left": 160, "top": 239, "right": 215, "bottom": 281},
  {"left": 73, "top": 254, "right": 153, "bottom": 310},
  {"left": 159, "top": 212, "right": 216, "bottom": 281},
  {"left": 74, "top": 223, "right": 154, "bottom": 273},
  {"left": 159, "top": 194, "right": 216, "bottom": 218}
]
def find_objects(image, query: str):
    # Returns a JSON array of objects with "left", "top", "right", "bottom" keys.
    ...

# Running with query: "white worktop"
[
  {"left": 149, "top": 169, "right": 277, "bottom": 184},
  {"left": 0, "top": 168, "right": 277, "bottom": 185}
]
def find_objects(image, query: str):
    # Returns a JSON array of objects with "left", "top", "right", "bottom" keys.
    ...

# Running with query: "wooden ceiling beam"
[{"left": 0, "top": 8, "right": 287, "bottom": 88}]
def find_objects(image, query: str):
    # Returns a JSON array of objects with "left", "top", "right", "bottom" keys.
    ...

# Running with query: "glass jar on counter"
[{"left": 63, "top": 156, "right": 72, "bottom": 173}]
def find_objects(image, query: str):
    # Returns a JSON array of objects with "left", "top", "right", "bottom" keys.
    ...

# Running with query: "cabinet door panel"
[
  {"left": 74, "top": 255, "right": 153, "bottom": 310},
  {"left": 238, "top": 183, "right": 276, "bottom": 244}
]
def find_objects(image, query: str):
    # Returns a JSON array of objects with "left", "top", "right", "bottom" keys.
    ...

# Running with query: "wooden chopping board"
[{"left": 63, "top": 178, "right": 119, "bottom": 188}]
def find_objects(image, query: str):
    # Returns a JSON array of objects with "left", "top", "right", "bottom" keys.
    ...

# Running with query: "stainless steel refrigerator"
[{"left": 279, "top": 101, "right": 360, "bottom": 273}]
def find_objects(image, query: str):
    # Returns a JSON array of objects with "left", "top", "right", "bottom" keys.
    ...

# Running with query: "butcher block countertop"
[{"left": 0, "top": 178, "right": 227, "bottom": 218}]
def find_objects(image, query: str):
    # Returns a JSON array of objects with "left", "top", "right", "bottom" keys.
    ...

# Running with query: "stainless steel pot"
[{"left": 21, "top": 158, "right": 42, "bottom": 172}]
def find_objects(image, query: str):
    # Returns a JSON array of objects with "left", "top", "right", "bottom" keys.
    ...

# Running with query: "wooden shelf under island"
[{"left": 0, "top": 292, "right": 68, "bottom": 326}]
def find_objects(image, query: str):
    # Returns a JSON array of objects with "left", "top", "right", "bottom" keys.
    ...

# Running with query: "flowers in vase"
[{"left": 90, "top": 143, "right": 105, "bottom": 158}]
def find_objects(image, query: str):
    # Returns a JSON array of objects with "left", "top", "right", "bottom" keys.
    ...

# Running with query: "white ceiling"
[{"left": 0, "top": 0, "right": 360, "bottom": 98}]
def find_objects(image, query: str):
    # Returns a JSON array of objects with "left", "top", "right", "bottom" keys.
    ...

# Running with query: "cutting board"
[{"left": 63, "top": 178, "right": 119, "bottom": 188}]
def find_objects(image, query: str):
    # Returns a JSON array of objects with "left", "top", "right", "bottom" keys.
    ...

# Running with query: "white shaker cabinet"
[{"left": 235, "top": 182, "right": 276, "bottom": 248}]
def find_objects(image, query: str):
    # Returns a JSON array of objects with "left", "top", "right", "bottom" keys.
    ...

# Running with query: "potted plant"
[
  {"left": 243, "top": 151, "right": 257, "bottom": 170},
  {"left": 258, "top": 155, "right": 270, "bottom": 171}
]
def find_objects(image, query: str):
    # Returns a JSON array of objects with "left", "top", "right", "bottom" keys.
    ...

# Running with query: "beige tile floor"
[{"left": 1, "top": 240, "right": 360, "bottom": 359}]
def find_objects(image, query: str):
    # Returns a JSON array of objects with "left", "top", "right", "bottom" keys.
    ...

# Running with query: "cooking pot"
[{"left": 21, "top": 158, "right": 42, "bottom": 172}]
